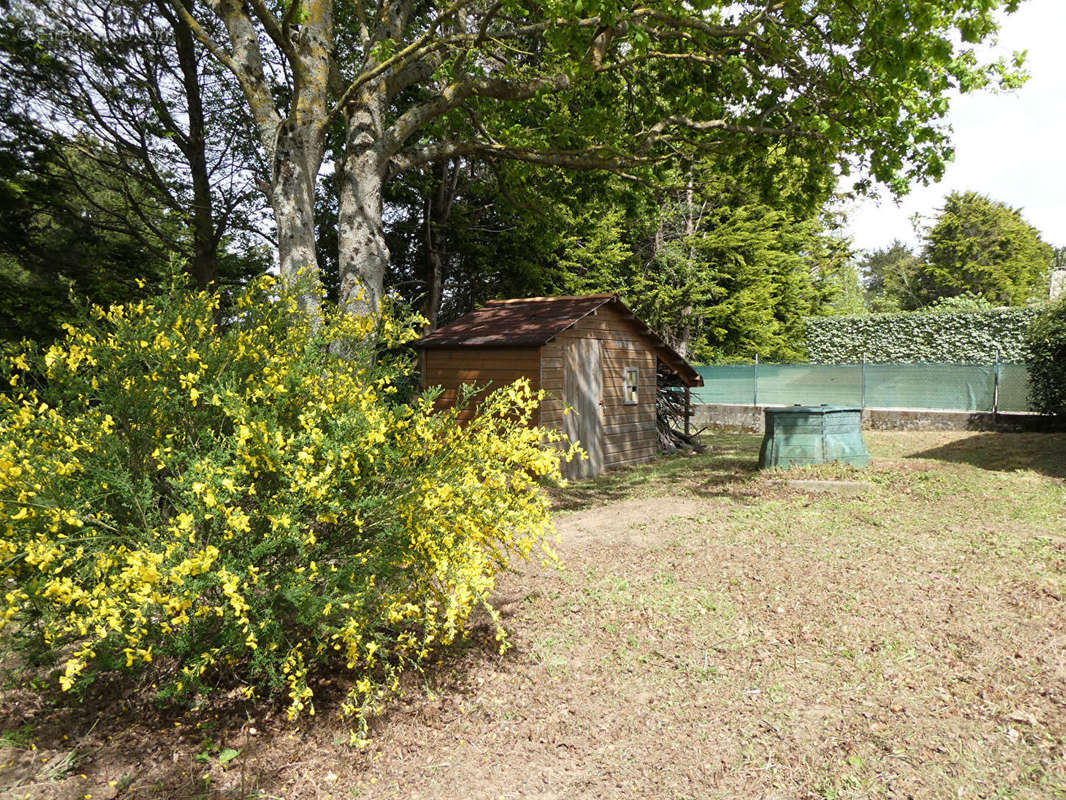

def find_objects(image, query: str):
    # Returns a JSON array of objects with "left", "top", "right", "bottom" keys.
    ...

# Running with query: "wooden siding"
[
  {"left": 422, "top": 347, "right": 541, "bottom": 422},
  {"left": 562, "top": 337, "right": 603, "bottom": 478},
  {"left": 423, "top": 304, "right": 662, "bottom": 475},
  {"left": 541, "top": 304, "right": 658, "bottom": 471}
]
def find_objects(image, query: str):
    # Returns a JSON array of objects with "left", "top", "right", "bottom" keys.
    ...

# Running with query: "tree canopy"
[
  {"left": 916, "top": 190, "right": 1053, "bottom": 306},
  {"left": 370, "top": 150, "right": 855, "bottom": 361},
  {"left": 858, "top": 191, "right": 1054, "bottom": 312},
  {"left": 155, "top": 0, "right": 1026, "bottom": 312},
  {"left": 1, "top": 0, "right": 1035, "bottom": 345},
  {"left": 857, "top": 240, "right": 924, "bottom": 312}
]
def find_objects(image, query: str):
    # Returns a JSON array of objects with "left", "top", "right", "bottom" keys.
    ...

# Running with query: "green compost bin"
[{"left": 758, "top": 405, "right": 869, "bottom": 469}]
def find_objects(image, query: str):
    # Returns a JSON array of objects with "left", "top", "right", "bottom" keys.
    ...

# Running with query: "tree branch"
[
  {"left": 247, "top": 0, "right": 302, "bottom": 79},
  {"left": 382, "top": 73, "right": 571, "bottom": 155},
  {"left": 327, "top": 0, "right": 477, "bottom": 121},
  {"left": 162, "top": 0, "right": 237, "bottom": 75},
  {"left": 167, "top": 0, "right": 281, "bottom": 145},
  {"left": 638, "top": 115, "right": 813, "bottom": 151},
  {"left": 389, "top": 140, "right": 663, "bottom": 178},
  {"left": 453, "top": 0, "right": 503, "bottom": 75}
]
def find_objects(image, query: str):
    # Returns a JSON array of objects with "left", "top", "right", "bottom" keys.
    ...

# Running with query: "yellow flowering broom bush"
[{"left": 0, "top": 277, "right": 567, "bottom": 740}]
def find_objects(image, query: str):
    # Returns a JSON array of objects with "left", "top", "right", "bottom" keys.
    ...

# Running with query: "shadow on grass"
[
  {"left": 908, "top": 432, "right": 1066, "bottom": 480},
  {"left": 0, "top": 667, "right": 254, "bottom": 798},
  {"left": 549, "top": 433, "right": 764, "bottom": 512}
]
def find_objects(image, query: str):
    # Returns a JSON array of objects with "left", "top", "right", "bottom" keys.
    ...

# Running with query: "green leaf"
[{"left": 218, "top": 748, "right": 240, "bottom": 765}]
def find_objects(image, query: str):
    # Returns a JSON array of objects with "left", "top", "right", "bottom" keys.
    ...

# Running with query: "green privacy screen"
[
  {"left": 996, "top": 364, "right": 1031, "bottom": 413},
  {"left": 693, "top": 363, "right": 1032, "bottom": 412}
]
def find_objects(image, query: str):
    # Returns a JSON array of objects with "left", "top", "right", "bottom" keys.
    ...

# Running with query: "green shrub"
[
  {"left": 1025, "top": 299, "right": 1066, "bottom": 416},
  {"left": 803, "top": 306, "right": 1041, "bottom": 363},
  {"left": 0, "top": 277, "right": 568, "bottom": 741}
]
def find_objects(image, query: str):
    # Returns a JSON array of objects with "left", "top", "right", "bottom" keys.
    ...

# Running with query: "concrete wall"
[{"left": 692, "top": 403, "right": 1064, "bottom": 433}]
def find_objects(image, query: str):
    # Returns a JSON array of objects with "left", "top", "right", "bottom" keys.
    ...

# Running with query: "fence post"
[
  {"left": 753, "top": 353, "right": 759, "bottom": 407},
  {"left": 861, "top": 353, "right": 867, "bottom": 410},
  {"left": 993, "top": 350, "right": 1000, "bottom": 416}
]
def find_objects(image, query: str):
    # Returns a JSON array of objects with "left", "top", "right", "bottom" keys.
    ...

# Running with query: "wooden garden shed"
[{"left": 414, "top": 294, "right": 702, "bottom": 479}]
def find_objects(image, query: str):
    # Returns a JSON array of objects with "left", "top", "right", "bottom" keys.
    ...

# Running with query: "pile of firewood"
[{"left": 656, "top": 379, "right": 705, "bottom": 453}]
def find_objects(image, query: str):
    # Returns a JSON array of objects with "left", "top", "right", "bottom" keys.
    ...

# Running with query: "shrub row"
[
  {"left": 803, "top": 307, "right": 1042, "bottom": 364},
  {"left": 1025, "top": 299, "right": 1066, "bottom": 416}
]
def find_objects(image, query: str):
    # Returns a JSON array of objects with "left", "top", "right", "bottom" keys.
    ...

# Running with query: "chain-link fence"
[{"left": 693, "top": 361, "right": 1032, "bottom": 413}]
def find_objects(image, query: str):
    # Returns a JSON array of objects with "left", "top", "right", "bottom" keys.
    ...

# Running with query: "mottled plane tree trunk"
[
  {"left": 337, "top": 102, "right": 389, "bottom": 317},
  {"left": 271, "top": 122, "right": 325, "bottom": 310},
  {"left": 171, "top": 0, "right": 331, "bottom": 311}
]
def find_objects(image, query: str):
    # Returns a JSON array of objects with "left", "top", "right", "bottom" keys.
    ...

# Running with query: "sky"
[{"left": 843, "top": 0, "right": 1066, "bottom": 254}]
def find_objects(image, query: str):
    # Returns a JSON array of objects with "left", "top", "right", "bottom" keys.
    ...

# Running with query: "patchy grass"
[
  {"left": 1, "top": 430, "right": 1064, "bottom": 799},
  {"left": 547, "top": 432, "right": 763, "bottom": 511}
]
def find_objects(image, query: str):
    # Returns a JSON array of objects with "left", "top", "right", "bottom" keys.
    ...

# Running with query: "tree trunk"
[
  {"left": 337, "top": 104, "right": 389, "bottom": 317},
  {"left": 677, "top": 173, "right": 695, "bottom": 359},
  {"left": 271, "top": 122, "right": 323, "bottom": 313},
  {"left": 423, "top": 227, "right": 445, "bottom": 330},
  {"left": 421, "top": 159, "right": 459, "bottom": 330},
  {"left": 170, "top": 0, "right": 217, "bottom": 291}
]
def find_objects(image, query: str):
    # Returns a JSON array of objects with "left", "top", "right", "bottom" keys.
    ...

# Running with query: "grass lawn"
[{"left": 1, "top": 430, "right": 1064, "bottom": 799}]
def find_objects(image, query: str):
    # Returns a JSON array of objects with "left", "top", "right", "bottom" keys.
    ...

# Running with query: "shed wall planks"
[
  {"left": 420, "top": 302, "right": 667, "bottom": 477},
  {"left": 564, "top": 307, "right": 657, "bottom": 462},
  {"left": 423, "top": 347, "right": 542, "bottom": 416},
  {"left": 562, "top": 337, "right": 604, "bottom": 479}
]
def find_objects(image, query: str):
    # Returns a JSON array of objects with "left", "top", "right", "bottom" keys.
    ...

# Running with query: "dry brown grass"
[{"left": 2, "top": 431, "right": 1064, "bottom": 799}]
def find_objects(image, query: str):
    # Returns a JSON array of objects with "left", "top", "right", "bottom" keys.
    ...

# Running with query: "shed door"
[{"left": 563, "top": 337, "right": 603, "bottom": 479}]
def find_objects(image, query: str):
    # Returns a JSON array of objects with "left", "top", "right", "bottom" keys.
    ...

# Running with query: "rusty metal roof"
[{"left": 414, "top": 294, "right": 702, "bottom": 386}]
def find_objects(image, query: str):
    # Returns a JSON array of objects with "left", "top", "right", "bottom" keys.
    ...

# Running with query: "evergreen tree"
[
  {"left": 858, "top": 240, "right": 924, "bottom": 312},
  {"left": 915, "top": 191, "right": 1052, "bottom": 306}
]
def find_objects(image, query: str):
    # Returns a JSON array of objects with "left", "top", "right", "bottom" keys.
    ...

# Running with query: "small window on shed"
[{"left": 623, "top": 367, "right": 639, "bottom": 405}]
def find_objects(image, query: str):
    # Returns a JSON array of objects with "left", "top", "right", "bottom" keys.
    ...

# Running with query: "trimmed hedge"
[
  {"left": 803, "top": 307, "right": 1042, "bottom": 364},
  {"left": 1025, "top": 299, "right": 1066, "bottom": 416}
]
